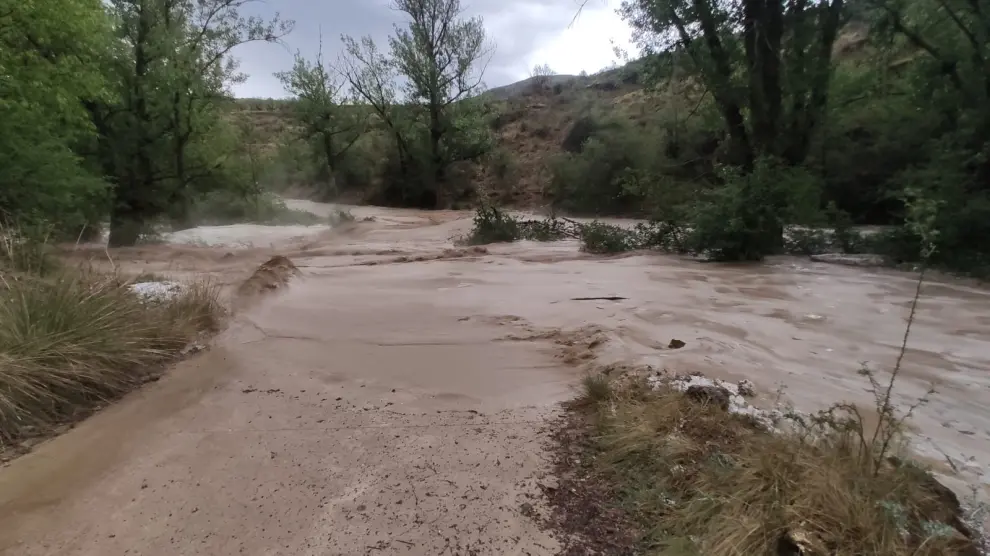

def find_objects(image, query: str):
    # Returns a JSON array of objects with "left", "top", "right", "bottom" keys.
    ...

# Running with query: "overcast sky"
[{"left": 231, "top": 0, "right": 635, "bottom": 99}]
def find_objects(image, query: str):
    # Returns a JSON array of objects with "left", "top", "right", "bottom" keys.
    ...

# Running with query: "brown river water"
[{"left": 0, "top": 201, "right": 987, "bottom": 555}]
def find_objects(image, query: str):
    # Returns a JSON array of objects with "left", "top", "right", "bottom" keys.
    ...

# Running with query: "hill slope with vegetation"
[{"left": 6, "top": 0, "right": 986, "bottom": 274}]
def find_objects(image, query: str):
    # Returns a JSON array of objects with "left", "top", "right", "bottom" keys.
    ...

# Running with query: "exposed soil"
[
  {"left": 1, "top": 200, "right": 988, "bottom": 555},
  {"left": 541, "top": 411, "right": 641, "bottom": 556}
]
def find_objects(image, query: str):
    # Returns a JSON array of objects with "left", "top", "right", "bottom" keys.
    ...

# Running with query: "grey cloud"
[{"left": 232, "top": 0, "right": 601, "bottom": 98}]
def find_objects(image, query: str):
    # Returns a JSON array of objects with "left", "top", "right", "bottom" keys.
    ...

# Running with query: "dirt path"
[{"left": 2, "top": 202, "right": 989, "bottom": 554}]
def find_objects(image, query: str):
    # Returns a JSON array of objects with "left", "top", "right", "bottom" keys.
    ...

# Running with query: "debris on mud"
[
  {"left": 496, "top": 322, "right": 610, "bottom": 366},
  {"left": 667, "top": 338, "right": 686, "bottom": 349},
  {"left": 356, "top": 245, "right": 489, "bottom": 267},
  {"left": 543, "top": 412, "right": 640, "bottom": 555},
  {"left": 236, "top": 255, "right": 299, "bottom": 296}
]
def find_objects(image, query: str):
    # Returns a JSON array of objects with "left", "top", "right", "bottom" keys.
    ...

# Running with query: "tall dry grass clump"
[{"left": 0, "top": 239, "right": 223, "bottom": 446}]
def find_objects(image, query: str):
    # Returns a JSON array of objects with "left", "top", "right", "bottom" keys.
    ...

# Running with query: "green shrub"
[
  {"left": 580, "top": 221, "right": 635, "bottom": 254},
  {"left": 487, "top": 147, "right": 520, "bottom": 198},
  {"left": 550, "top": 136, "right": 649, "bottom": 214},
  {"left": 467, "top": 205, "right": 521, "bottom": 244},
  {"left": 690, "top": 159, "right": 823, "bottom": 261},
  {"left": 632, "top": 220, "right": 689, "bottom": 252}
]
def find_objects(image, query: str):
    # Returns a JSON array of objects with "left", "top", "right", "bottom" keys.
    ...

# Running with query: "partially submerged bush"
[
  {"left": 690, "top": 159, "right": 823, "bottom": 261},
  {"left": 467, "top": 205, "right": 522, "bottom": 244},
  {"left": 518, "top": 216, "right": 571, "bottom": 242},
  {"left": 580, "top": 221, "right": 635, "bottom": 254},
  {"left": 328, "top": 208, "right": 356, "bottom": 226},
  {"left": 466, "top": 205, "right": 689, "bottom": 256},
  {"left": 0, "top": 271, "right": 222, "bottom": 444}
]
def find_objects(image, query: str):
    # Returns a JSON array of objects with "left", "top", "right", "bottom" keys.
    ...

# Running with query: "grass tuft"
[
  {"left": 578, "top": 373, "right": 614, "bottom": 406},
  {"left": 0, "top": 270, "right": 222, "bottom": 446}
]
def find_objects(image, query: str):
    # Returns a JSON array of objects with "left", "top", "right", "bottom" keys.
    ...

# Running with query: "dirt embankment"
[{"left": 0, "top": 202, "right": 988, "bottom": 554}]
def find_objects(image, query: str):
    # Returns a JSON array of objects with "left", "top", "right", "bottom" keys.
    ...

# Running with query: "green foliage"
[
  {"left": 276, "top": 48, "right": 367, "bottom": 199},
  {"left": 550, "top": 116, "right": 662, "bottom": 214},
  {"left": 339, "top": 0, "right": 494, "bottom": 208},
  {"left": 92, "top": 0, "right": 292, "bottom": 245},
  {"left": 466, "top": 205, "right": 522, "bottom": 244},
  {"left": 262, "top": 137, "right": 326, "bottom": 192},
  {"left": 580, "top": 222, "right": 636, "bottom": 254},
  {"left": 0, "top": 0, "right": 113, "bottom": 234},
  {"left": 690, "top": 159, "right": 823, "bottom": 261}
]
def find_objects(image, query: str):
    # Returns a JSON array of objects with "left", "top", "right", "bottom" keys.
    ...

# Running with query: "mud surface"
[{"left": 2, "top": 201, "right": 989, "bottom": 554}]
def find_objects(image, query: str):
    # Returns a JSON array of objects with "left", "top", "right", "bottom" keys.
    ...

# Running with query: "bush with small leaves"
[
  {"left": 467, "top": 205, "right": 521, "bottom": 244},
  {"left": 580, "top": 221, "right": 635, "bottom": 254},
  {"left": 519, "top": 217, "right": 571, "bottom": 242}
]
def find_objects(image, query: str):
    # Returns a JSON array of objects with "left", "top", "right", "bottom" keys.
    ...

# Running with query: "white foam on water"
[{"left": 163, "top": 224, "right": 330, "bottom": 249}]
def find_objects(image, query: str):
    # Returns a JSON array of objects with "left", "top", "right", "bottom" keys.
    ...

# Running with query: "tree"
[
  {"left": 341, "top": 0, "right": 494, "bottom": 208},
  {"left": 277, "top": 39, "right": 365, "bottom": 197},
  {"left": 99, "top": 0, "right": 291, "bottom": 245},
  {"left": 865, "top": 0, "right": 989, "bottom": 183},
  {"left": 388, "top": 0, "right": 492, "bottom": 205},
  {"left": 340, "top": 34, "right": 424, "bottom": 204},
  {"left": 0, "top": 0, "right": 113, "bottom": 233},
  {"left": 531, "top": 63, "right": 554, "bottom": 88},
  {"left": 621, "top": 0, "right": 844, "bottom": 168}
]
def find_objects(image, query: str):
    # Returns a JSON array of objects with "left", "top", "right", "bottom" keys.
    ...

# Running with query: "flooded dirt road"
[{"left": 1, "top": 201, "right": 988, "bottom": 554}]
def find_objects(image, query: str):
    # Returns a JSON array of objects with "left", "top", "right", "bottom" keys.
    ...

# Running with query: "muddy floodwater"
[{"left": 0, "top": 201, "right": 987, "bottom": 555}]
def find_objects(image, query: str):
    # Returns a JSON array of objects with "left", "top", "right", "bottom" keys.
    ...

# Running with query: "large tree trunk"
[{"left": 108, "top": 199, "right": 143, "bottom": 248}]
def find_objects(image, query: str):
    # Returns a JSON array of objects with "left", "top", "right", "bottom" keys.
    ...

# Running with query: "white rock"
[
  {"left": 129, "top": 281, "right": 184, "bottom": 301},
  {"left": 649, "top": 373, "right": 800, "bottom": 432}
]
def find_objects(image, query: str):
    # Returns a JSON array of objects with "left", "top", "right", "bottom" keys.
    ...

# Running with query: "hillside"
[
  {"left": 229, "top": 25, "right": 880, "bottom": 214},
  {"left": 230, "top": 61, "right": 665, "bottom": 207}
]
